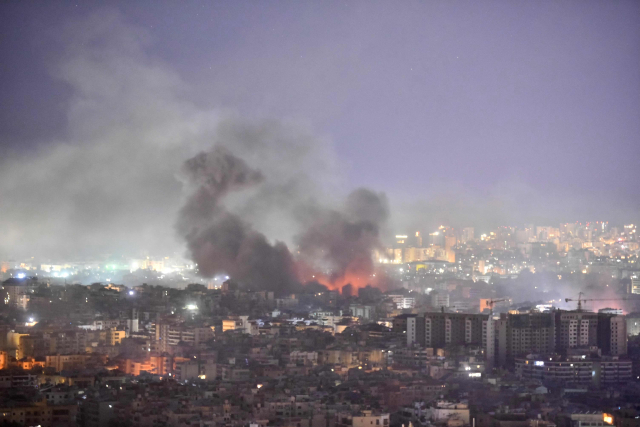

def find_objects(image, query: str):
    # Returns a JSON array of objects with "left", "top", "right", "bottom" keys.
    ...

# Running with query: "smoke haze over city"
[
  {"left": 3, "top": 3, "right": 640, "bottom": 422},
  {"left": 0, "top": 1, "right": 638, "bottom": 264}
]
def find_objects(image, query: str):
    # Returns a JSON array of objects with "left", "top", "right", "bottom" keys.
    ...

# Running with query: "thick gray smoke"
[
  {"left": 176, "top": 144, "right": 389, "bottom": 293},
  {"left": 176, "top": 147, "right": 298, "bottom": 292},
  {"left": 0, "top": 10, "right": 393, "bottom": 292},
  {"left": 296, "top": 189, "right": 389, "bottom": 283},
  {"left": 0, "top": 12, "right": 339, "bottom": 263}
]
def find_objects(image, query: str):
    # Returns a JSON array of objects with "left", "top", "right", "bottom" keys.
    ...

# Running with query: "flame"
[
  {"left": 298, "top": 259, "right": 387, "bottom": 294},
  {"left": 314, "top": 273, "right": 369, "bottom": 292}
]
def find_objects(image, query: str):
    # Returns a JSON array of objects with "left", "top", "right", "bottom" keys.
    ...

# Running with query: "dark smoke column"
[
  {"left": 296, "top": 188, "right": 389, "bottom": 290},
  {"left": 176, "top": 146, "right": 299, "bottom": 293}
]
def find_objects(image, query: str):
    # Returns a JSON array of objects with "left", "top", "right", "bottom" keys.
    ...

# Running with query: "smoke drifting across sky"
[
  {"left": 176, "top": 135, "right": 389, "bottom": 292},
  {"left": 0, "top": 11, "right": 210, "bottom": 260},
  {"left": 0, "top": 4, "right": 639, "bottom": 266},
  {"left": 175, "top": 145, "right": 296, "bottom": 292},
  {"left": 0, "top": 11, "right": 390, "bottom": 292}
]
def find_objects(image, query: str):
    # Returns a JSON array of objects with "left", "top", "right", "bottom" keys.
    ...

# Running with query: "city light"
[{"left": 0, "top": 2, "right": 635, "bottom": 418}]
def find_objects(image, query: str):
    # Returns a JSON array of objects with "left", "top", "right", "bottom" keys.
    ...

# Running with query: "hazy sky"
[{"left": 0, "top": 1, "right": 638, "bottom": 259}]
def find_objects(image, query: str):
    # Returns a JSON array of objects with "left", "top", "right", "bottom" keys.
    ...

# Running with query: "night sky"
[{"left": 0, "top": 1, "right": 638, "bottom": 259}]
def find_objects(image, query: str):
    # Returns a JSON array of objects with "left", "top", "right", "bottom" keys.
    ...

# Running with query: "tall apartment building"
[
  {"left": 554, "top": 311, "right": 599, "bottom": 352},
  {"left": 495, "top": 312, "right": 555, "bottom": 366},
  {"left": 495, "top": 310, "right": 627, "bottom": 366},
  {"left": 597, "top": 314, "right": 627, "bottom": 356},
  {"left": 407, "top": 312, "right": 493, "bottom": 365},
  {"left": 152, "top": 323, "right": 198, "bottom": 352},
  {"left": 408, "top": 312, "right": 490, "bottom": 348},
  {"left": 393, "top": 314, "right": 417, "bottom": 333}
]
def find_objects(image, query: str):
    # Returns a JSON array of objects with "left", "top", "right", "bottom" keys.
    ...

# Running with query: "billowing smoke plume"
[
  {"left": 176, "top": 144, "right": 390, "bottom": 293},
  {"left": 0, "top": 10, "right": 391, "bottom": 293},
  {"left": 176, "top": 146, "right": 298, "bottom": 293},
  {"left": 296, "top": 188, "right": 389, "bottom": 288}
]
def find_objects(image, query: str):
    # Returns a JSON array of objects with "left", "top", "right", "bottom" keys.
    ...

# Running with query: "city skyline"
[{"left": 1, "top": 3, "right": 640, "bottom": 425}]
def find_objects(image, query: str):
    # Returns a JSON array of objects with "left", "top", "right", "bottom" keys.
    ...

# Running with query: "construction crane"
[{"left": 564, "top": 292, "right": 627, "bottom": 311}]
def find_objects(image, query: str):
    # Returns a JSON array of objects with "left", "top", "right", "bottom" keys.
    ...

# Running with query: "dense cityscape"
[
  {"left": 1, "top": 1, "right": 639, "bottom": 427},
  {"left": 1, "top": 222, "right": 640, "bottom": 426}
]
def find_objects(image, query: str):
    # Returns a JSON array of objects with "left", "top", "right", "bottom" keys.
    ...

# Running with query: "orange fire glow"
[
  {"left": 313, "top": 273, "right": 369, "bottom": 293},
  {"left": 297, "top": 260, "right": 386, "bottom": 294}
]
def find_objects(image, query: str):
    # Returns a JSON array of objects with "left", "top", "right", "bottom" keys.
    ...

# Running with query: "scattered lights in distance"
[{"left": 52, "top": 272, "right": 69, "bottom": 278}]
